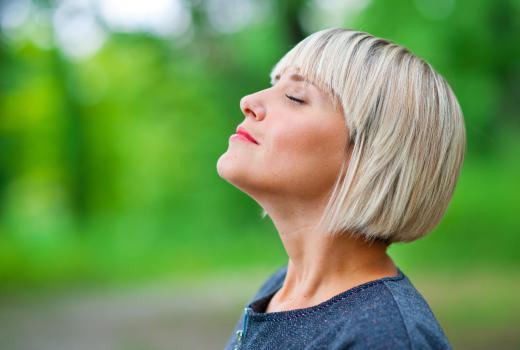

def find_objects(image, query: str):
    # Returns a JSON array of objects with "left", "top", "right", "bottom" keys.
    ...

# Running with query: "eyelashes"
[{"left": 285, "top": 94, "right": 305, "bottom": 104}]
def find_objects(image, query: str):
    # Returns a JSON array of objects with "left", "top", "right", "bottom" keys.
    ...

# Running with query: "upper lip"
[{"left": 236, "top": 126, "right": 259, "bottom": 144}]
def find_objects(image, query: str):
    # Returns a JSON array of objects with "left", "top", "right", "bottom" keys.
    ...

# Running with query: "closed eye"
[{"left": 285, "top": 94, "right": 305, "bottom": 104}]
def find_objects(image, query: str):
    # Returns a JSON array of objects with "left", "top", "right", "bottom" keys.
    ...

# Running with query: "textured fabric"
[{"left": 223, "top": 265, "right": 452, "bottom": 350}]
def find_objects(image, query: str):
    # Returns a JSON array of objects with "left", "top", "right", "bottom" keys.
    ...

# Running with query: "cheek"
[{"left": 269, "top": 123, "right": 346, "bottom": 180}]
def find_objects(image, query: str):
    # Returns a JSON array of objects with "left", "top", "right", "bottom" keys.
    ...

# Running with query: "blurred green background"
[{"left": 0, "top": 0, "right": 519, "bottom": 349}]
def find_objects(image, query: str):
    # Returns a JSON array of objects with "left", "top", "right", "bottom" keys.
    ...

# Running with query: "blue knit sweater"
[{"left": 224, "top": 265, "right": 452, "bottom": 350}]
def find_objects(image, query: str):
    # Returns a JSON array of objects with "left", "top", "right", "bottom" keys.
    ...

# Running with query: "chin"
[
  {"left": 216, "top": 150, "right": 231, "bottom": 172},
  {"left": 216, "top": 153, "right": 262, "bottom": 193},
  {"left": 217, "top": 152, "right": 242, "bottom": 182}
]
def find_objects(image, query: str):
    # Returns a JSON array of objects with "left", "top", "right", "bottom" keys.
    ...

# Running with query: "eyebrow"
[{"left": 271, "top": 73, "right": 317, "bottom": 88}]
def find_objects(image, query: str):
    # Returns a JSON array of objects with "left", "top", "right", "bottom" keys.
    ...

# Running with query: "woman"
[{"left": 217, "top": 27, "right": 465, "bottom": 350}]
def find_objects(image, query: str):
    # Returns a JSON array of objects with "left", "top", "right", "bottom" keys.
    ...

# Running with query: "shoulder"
[
  {"left": 380, "top": 273, "right": 452, "bottom": 350},
  {"left": 325, "top": 269, "right": 452, "bottom": 350}
]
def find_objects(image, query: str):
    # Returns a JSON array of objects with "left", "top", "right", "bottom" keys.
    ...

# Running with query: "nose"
[{"left": 240, "top": 94, "right": 265, "bottom": 121}]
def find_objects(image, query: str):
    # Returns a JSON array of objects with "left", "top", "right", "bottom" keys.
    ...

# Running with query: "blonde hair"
[{"left": 259, "top": 28, "right": 466, "bottom": 244}]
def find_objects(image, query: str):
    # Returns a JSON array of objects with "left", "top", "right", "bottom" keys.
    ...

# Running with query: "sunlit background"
[{"left": 0, "top": 0, "right": 519, "bottom": 349}]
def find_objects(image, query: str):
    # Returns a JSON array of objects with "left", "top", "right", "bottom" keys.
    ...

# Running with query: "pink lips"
[{"left": 231, "top": 126, "right": 259, "bottom": 145}]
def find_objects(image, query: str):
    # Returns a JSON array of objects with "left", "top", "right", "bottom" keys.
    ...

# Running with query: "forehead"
[{"left": 270, "top": 70, "right": 321, "bottom": 93}]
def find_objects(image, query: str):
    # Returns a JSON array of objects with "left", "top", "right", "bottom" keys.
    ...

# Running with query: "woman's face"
[{"left": 217, "top": 68, "right": 349, "bottom": 201}]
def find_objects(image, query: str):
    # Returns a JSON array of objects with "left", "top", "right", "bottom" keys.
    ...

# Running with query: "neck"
[
  {"left": 251, "top": 190, "right": 397, "bottom": 311},
  {"left": 263, "top": 200, "right": 396, "bottom": 310}
]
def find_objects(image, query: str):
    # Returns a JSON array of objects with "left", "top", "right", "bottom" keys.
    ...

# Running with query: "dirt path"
[
  {"left": 0, "top": 271, "right": 261, "bottom": 350},
  {"left": 0, "top": 268, "right": 518, "bottom": 350}
]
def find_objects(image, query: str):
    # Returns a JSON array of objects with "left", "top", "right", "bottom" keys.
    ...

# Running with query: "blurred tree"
[
  {"left": 489, "top": 0, "right": 520, "bottom": 125},
  {"left": 0, "top": 0, "right": 518, "bottom": 288},
  {"left": 50, "top": 49, "right": 90, "bottom": 220},
  {"left": 278, "top": 0, "right": 307, "bottom": 45},
  {"left": 355, "top": 0, "right": 520, "bottom": 153}
]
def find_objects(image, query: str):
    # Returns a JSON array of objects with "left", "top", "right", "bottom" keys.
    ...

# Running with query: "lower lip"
[{"left": 230, "top": 133, "right": 257, "bottom": 144}]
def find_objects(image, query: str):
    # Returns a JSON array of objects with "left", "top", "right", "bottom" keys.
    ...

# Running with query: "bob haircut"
[{"left": 259, "top": 28, "right": 466, "bottom": 244}]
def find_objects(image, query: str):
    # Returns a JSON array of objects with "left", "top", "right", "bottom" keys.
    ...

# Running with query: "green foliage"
[{"left": 0, "top": 0, "right": 518, "bottom": 290}]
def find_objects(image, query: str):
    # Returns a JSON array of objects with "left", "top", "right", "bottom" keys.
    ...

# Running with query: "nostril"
[{"left": 248, "top": 109, "right": 257, "bottom": 119}]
